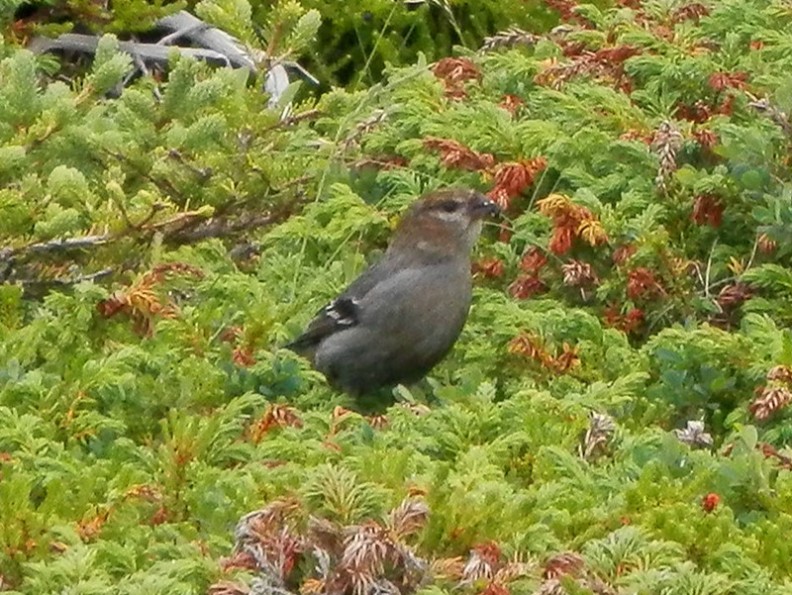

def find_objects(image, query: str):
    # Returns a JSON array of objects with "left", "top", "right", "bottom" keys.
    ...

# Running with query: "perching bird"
[{"left": 286, "top": 187, "right": 500, "bottom": 396}]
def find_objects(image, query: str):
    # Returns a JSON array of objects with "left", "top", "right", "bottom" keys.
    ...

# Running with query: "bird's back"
[{"left": 313, "top": 259, "right": 472, "bottom": 395}]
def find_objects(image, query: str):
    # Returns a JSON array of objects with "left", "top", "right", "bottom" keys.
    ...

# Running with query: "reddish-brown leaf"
[
  {"left": 612, "top": 244, "right": 637, "bottom": 266},
  {"left": 508, "top": 275, "right": 547, "bottom": 299},
  {"left": 671, "top": 2, "right": 710, "bottom": 23},
  {"left": 433, "top": 57, "right": 480, "bottom": 98},
  {"left": 423, "top": 137, "right": 495, "bottom": 171},
  {"left": 499, "top": 94, "right": 524, "bottom": 115},
  {"left": 473, "top": 258, "right": 505, "bottom": 279},
  {"left": 692, "top": 194, "right": 724, "bottom": 228},
  {"left": 708, "top": 71, "right": 748, "bottom": 92},
  {"left": 519, "top": 248, "right": 548, "bottom": 274},
  {"left": 627, "top": 268, "right": 662, "bottom": 300},
  {"left": 693, "top": 128, "right": 718, "bottom": 149},
  {"left": 750, "top": 386, "right": 792, "bottom": 420},
  {"left": 758, "top": 233, "right": 777, "bottom": 253}
]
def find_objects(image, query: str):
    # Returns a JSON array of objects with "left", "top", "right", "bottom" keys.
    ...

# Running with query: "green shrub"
[{"left": 4, "top": 0, "right": 792, "bottom": 593}]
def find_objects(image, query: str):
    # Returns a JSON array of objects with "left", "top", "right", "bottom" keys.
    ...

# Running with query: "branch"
[
  {"left": 2, "top": 235, "right": 112, "bottom": 261},
  {"left": 1, "top": 187, "right": 308, "bottom": 269},
  {"left": 155, "top": 11, "right": 257, "bottom": 73},
  {"left": 29, "top": 33, "right": 243, "bottom": 71},
  {"left": 746, "top": 91, "right": 792, "bottom": 137},
  {"left": 17, "top": 267, "right": 115, "bottom": 288},
  {"left": 163, "top": 198, "right": 308, "bottom": 244}
]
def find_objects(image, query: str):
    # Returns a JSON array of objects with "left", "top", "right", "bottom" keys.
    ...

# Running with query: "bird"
[{"left": 286, "top": 187, "right": 500, "bottom": 396}]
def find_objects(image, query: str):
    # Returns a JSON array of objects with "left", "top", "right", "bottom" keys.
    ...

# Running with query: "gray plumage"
[{"left": 286, "top": 187, "right": 499, "bottom": 395}]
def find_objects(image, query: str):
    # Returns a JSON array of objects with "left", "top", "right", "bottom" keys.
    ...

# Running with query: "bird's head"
[{"left": 389, "top": 188, "right": 501, "bottom": 260}]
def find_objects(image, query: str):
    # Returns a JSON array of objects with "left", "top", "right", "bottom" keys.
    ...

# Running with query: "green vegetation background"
[{"left": 2, "top": 0, "right": 792, "bottom": 593}]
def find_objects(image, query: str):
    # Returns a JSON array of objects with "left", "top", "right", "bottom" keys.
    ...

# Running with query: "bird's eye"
[{"left": 439, "top": 200, "right": 459, "bottom": 213}]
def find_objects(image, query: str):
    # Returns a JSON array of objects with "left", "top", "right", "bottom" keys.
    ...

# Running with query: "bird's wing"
[
  {"left": 285, "top": 259, "right": 394, "bottom": 353},
  {"left": 284, "top": 295, "right": 360, "bottom": 352}
]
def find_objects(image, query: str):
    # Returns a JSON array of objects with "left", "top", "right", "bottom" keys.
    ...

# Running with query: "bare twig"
[
  {"left": 2, "top": 235, "right": 112, "bottom": 261},
  {"left": 746, "top": 91, "right": 792, "bottom": 137},
  {"left": 162, "top": 208, "right": 296, "bottom": 244},
  {"left": 30, "top": 33, "right": 237, "bottom": 69},
  {"left": 263, "top": 109, "right": 323, "bottom": 133},
  {"left": 1, "top": 188, "right": 307, "bottom": 269},
  {"left": 17, "top": 267, "right": 115, "bottom": 288},
  {"left": 480, "top": 28, "right": 540, "bottom": 52},
  {"left": 704, "top": 238, "right": 716, "bottom": 298}
]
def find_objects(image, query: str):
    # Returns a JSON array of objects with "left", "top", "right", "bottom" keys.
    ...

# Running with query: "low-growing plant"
[{"left": 3, "top": 0, "right": 792, "bottom": 593}]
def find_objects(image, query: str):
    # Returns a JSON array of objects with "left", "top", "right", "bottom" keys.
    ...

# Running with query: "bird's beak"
[{"left": 468, "top": 193, "right": 501, "bottom": 219}]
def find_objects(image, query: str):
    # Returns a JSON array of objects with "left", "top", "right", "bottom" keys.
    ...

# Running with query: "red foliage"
[
  {"left": 603, "top": 305, "right": 644, "bottom": 334},
  {"left": 537, "top": 194, "right": 608, "bottom": 255},
  {"left": 671, "top": 2, "right": 710, "bottom": 23},
  {"left": 508, "top": 275, "right": 547, "bottom": 299},
  {"left": 554, "top": 343, "right": 581, "bottom": 373},
  {"left": 498, "top": 225, "right": 513, "bottom": 243},
  {"left": 716, "top": 282, "right": 753, "bottom": 310},
  {"left": 676, "top": 94, "right": 736, "bottom": 123},
  {"left": 368, "top": 414, "right": 389, "bottom": 430},
  {"left": 433, "top": 57, "right": 480, "bottom": 99},
  {"left": 96, "top": 262, "right": 204, "bottom": 337},
  {"left": 535, "top": 44, "right": 639, "bottom": 91},
  {"left": 701, "top": 493, "right": 720, "bottom": 513},
  {"left": 149, "top": 506, "right": 170, "bottom": 526},
  {"left": 626, "top": 267, "right": 663, "bottom": 300},
  {"left": 758, "top": 233, "right": 777, "bottom": 253},
  {"left": 543, "top": 552, "right": 585, "bottom": 579},
  {"left": 490, "top": 158, "right": 548, "bottom": 204},
  {"left": 249, "top": 404, "right": 304, "bottom": 444},
  {"left": 219, "top": 326, "right": 243, "bottom": 343},
  {"left": 676, "top": 100, "right": 712, "bottom": 123},
  {"left": 423, "top": 137, "right": 495, "bottom": 171},
  {"left": 232, "top": 346, "right": 255, "bottom": 367},
  {"left": 473, "top": 258, "right": 505, "bottom": 279},
  {"left": 759, "top": 442, "right": 792, "bottom": 470},
  {"left": 623, "top": 308, "right": 645, "bottom": 333},
  {"left": 77, "top": 508, "right": 111, "bottom": 542},
  {"left": 545, "top": 0, "right": 593, "bottom": 27},
  {"left": 473, "top": 541, "right": 502, "bottom": 567},
  {"left": 691, "top": 194, "right": 725, "bottom": 227},
  {"left": 520, "top": 248, "right": 548, "bottom": 274},
  {"left": 594, "top": 45, "right": 641, "bottom": 65},
  {"left": 693, "top": 128, "right": 718, "bottom": 150},
  {"left": 612, "top": 244, "right": 637, "bottom": 266},
  {"left": 499, "top": 94, "right": 524, "bottom": 115},
  {"left": 479, "top": 583, "right": 509, "bottom": 595},
  {"left": 508, "top": 333, "right": 580, "bottom": 373},
  {"left": 708, "top": 71, "right": 748, "bottom": 92},
  {"left": 749, "top": 385, "right": 792, "bottom": 420},
  {"left": 548, "top": 224, "right": 575, "bottom": 255},
  {"left": 718, "top": 94, "right": 736, "bottom": 116},
  {"left": 221, "top": 550, "right": 259, "bottom": 573},
  {"left": 619, "top": 129, "right": 654, "bottom": 144},
  {"left": 560, "top": 41, "right": 587, "bottom": 57}
]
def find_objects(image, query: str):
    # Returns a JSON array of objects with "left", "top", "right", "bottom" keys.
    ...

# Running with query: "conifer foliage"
[{"left": 3, "top": 0, "right": 792, "bottom": 594}]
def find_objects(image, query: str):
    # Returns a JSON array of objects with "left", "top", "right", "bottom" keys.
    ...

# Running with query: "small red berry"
[{"left": 702, "top": 493, "right": 720, "bottom": 513}]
